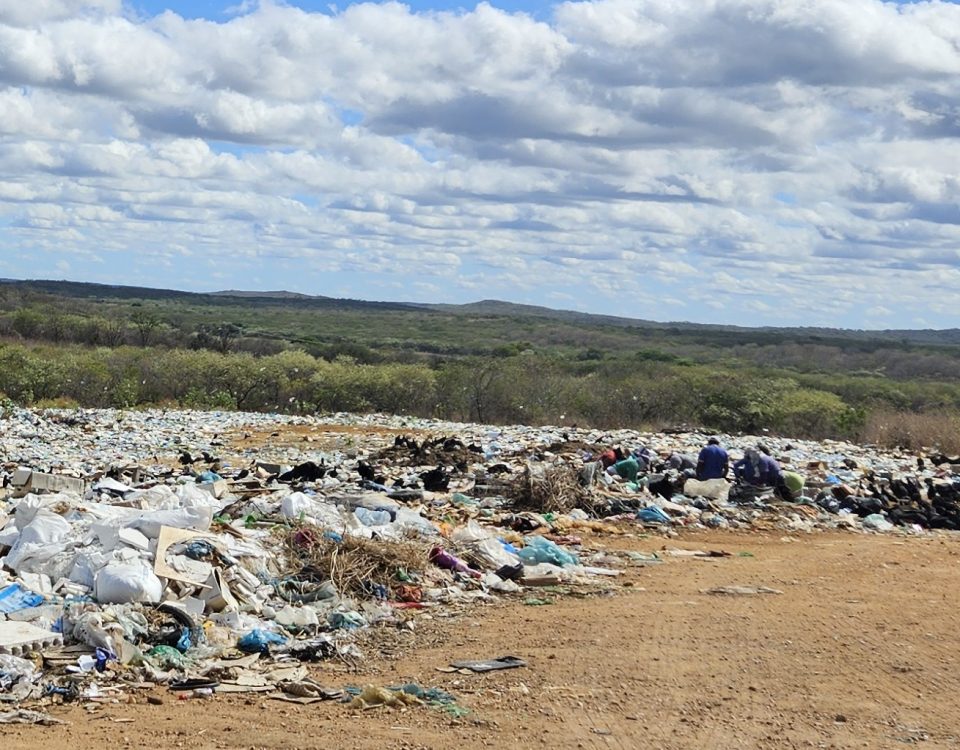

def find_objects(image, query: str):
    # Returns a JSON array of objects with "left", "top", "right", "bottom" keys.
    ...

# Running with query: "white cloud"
[
  {"left": 0, "top": 0, "right": 959, "bottom": 326},
  {"left": 0, "top": 0, "right": 120, "bottom": 27}
]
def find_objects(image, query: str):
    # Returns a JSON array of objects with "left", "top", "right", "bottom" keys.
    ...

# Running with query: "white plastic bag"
[
  {"left": 94, "top": 560, "right": 163, "bottom": 604},
  {"left": 683, "top": 478, "right": 731, "bottom": 502},
  {"left": 4, "top": 512, "right": 73, "bottom": 572},
  {"left": 354, "top": 508, "right": 392, "bottom": 527},
  {"left": 482, "top": 572, "right": 521, "bottom": 593},
  {"left": 69, "top": 550, "right": 111, "bottom": 589},
  {"left": 178, "top": 483, "right": 219, "bottom": 509},
  {"left": 393, "top": 508, "right": 439, "bottom": 538},
  {"left": 451, "top": 520, "right": 491, "bottom": 545},
  {"left": 280, "top": 493, "right": 345, "bottom": 529},
  {"left": 469, "top": 537, "right": 520, "bottom": 570},
  {"left": 124, "top": 485, "right": 179, "bottom": 510},
  {"left": 13, "top": 493, "right": 79, "bottom": 530},
  {"left": 126, "top": 505, "right": 213, "bottom": 538}
]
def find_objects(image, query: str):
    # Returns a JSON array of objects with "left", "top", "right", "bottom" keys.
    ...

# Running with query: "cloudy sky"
[{"left": 1, "top": 0, "right": 959, "bottom": 328}]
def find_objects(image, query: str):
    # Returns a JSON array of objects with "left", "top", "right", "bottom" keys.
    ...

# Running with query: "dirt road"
[{"left": 6, "top": 531, "right": 960, "bottom": 749}]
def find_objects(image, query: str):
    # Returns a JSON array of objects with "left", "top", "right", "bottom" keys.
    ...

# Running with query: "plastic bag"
[
  {"left": 451, "top": 520, "right": 491, "bottom": 545},
  {"left": 237, "top": 628, "right": 287, "bottom": 653},
  {"left": 94, "top": 560, "right": 163, "bottom": 604},
  {"left": 124, "top": 484, "right": 179, "bottom": 510},
  {"left": 275, "top": 605, "right": 320, "bottom": 630},
  {"left": 281, "top": 492, "right": 313, "bottom": 518},
  {"left": 147, "top": 645, "right": 188, "bottom": 669},
  {"left": 177, "top": 483, "right": 219, "bottom": 509},
  {"left": 280, "top": 493, "right": 344, "bottom": 529},
  {"left": 518, "top": 536, "right": 578, "bottom": 567},
  {"left": 394, "top": 508, "right": 439, "bottom": 538},
  {"left": 683, "top": 478, "right": 731, "bottom": 502},
  {"left": 0, "top": 654, "right": 37, "bottom": 687},
  {"left": 468, "top": 537, "right": 520, "bottom": 571},
  {"left": 13, "top": 493, "right": 78, "bottom": 530},
  {"left": 4, "top": 512, "right": 73, "bottom": 573},
  {"left": 429, "top": 547, "right": 482, "bottom": 578},
  {"left": 482, "top": 572, "right": 521, "bottom": 593},
  {"left": 126, "top": 505, "right": 213, "bottom": 538},
  {"left": 354, "top": 508, "right": 392, "bottom": 527},
  {"left": 863, "top": 513, "right": 894, "bottom": 532},
  {"left": 328, "top": 611, "right": 366, "bottom": 630},
  {"left": 637, "top": 506, "right": 672, "bottom": 525}
]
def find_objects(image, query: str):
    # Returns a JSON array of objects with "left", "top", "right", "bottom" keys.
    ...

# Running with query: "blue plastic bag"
[
  {"left": 518, "top": 536, "right": 578, "bottom": 567},
  {"left": 637, "top": 506, "right": 672, "bottom": 525},
  {"left": 237, "top": 629, "right": 287, "bottom": 653},
  {"left": 499, "top": 540, "right": 520, "bottom": 555}
]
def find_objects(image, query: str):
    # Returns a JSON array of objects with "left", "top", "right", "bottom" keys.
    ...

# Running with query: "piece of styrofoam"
[{"left": 0, "top": 621, "right": 63, "bottom": 656}]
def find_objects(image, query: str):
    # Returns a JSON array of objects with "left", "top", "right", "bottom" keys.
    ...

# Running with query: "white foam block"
[{"left": 0, "top": 621, "right": 63, "bottom": 656}]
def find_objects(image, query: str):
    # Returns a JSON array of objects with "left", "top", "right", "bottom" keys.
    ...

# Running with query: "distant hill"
[
  {"left": 425, "top": 299, "right": 665, "bottom": 328},
  {"left": 0, "top": 279, "right": 423, "bottom": 314},
  {"left": 212, "top": 290, "right": 327, "bottom": 300},
  {"left": 2, "top": 277, "right": 960, "bottom": 349},
  {"left": 425, "top": 298, "right": 960, "bottom": 346}
]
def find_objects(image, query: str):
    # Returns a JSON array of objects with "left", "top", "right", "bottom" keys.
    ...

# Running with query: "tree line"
[{"left": 1, "top": 340, "right": 959, "bottom": 449}]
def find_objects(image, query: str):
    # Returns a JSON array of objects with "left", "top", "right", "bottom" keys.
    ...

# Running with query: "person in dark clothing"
[
  {"left": 733, "top": 446, "right": 794, "bottom": 501},
  {"left": 696, "top": 437, "right": 729, "bottom": 481},
  {"left": 667, "top": 452, "right": 697, "bottom": 472}
]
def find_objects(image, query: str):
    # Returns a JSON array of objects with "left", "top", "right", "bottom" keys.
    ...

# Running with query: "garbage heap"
[
  {"left": 0, "top": 406, "right": 955, "bottom": 707},
  {"left": 0, "top": 432, "right": 624, "bottom": 706}
]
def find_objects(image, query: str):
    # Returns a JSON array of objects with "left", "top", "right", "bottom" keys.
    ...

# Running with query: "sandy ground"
[{"left": 6, "top": 530, "right": 960, "bottom": 749}]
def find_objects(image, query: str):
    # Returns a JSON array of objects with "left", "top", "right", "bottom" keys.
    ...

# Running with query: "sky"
[{"left": 1, "top": 1, "right": 959, "bottom": 328}]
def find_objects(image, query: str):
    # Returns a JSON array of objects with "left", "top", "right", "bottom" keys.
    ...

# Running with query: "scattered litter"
[
  {"left": 237, "top": 630, "right": 288, "bottom": 654},
  {"left": 272, "top": 679, "right": 342, "bottom": 704},
  {"left": 704, "top": 585, "right": 783, "bottom": 596},
  {"left": 0, "top": 405, "right": 946, "bottom": 716},
  {"left": 0, "top": 709, "right": 66, "bottom": 725},
  {"left": 450, "top": 656, "right": 527, "bottom": 672},
  {"left": 664, "top": 549, "right": 732, "bottom": 558},
  {"left": 348, "top": 684, "right": 423, "bottom": 709},
  {"left": 168, "top": 679, "right": 220, "bottom": 692},
  {"left": 637, "top": 506, "right": 672, "bottom": 525},
  {"left": 518, "top": 537, "right": 578, "bottom": 567}
]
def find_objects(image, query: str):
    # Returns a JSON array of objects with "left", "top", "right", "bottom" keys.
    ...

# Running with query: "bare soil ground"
[
  {"left": 7, "top": 530, "right": 960, "bottom": 750},
  {"left": 222, "top": 422, "right": 432, "bottom": 457}
]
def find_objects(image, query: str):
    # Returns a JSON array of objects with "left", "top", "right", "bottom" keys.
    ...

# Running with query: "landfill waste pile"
[{"left": 0, "top": 406, "right": 955, "bottom": 717}]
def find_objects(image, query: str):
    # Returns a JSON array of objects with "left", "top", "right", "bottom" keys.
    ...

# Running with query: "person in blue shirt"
[
  {"left": 733, "top": 446, "right": 794, "bottom": 501},
  {"left": 696, "top": 437, "right": 729, "bottom": 481},
  {"left": 734, "top": 447, "right": 778, "bottom": 484}
]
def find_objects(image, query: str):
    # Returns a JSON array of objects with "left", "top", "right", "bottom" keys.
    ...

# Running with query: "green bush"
[{"left": 0, "top": 339, "right": 952, "bottom": 444}]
